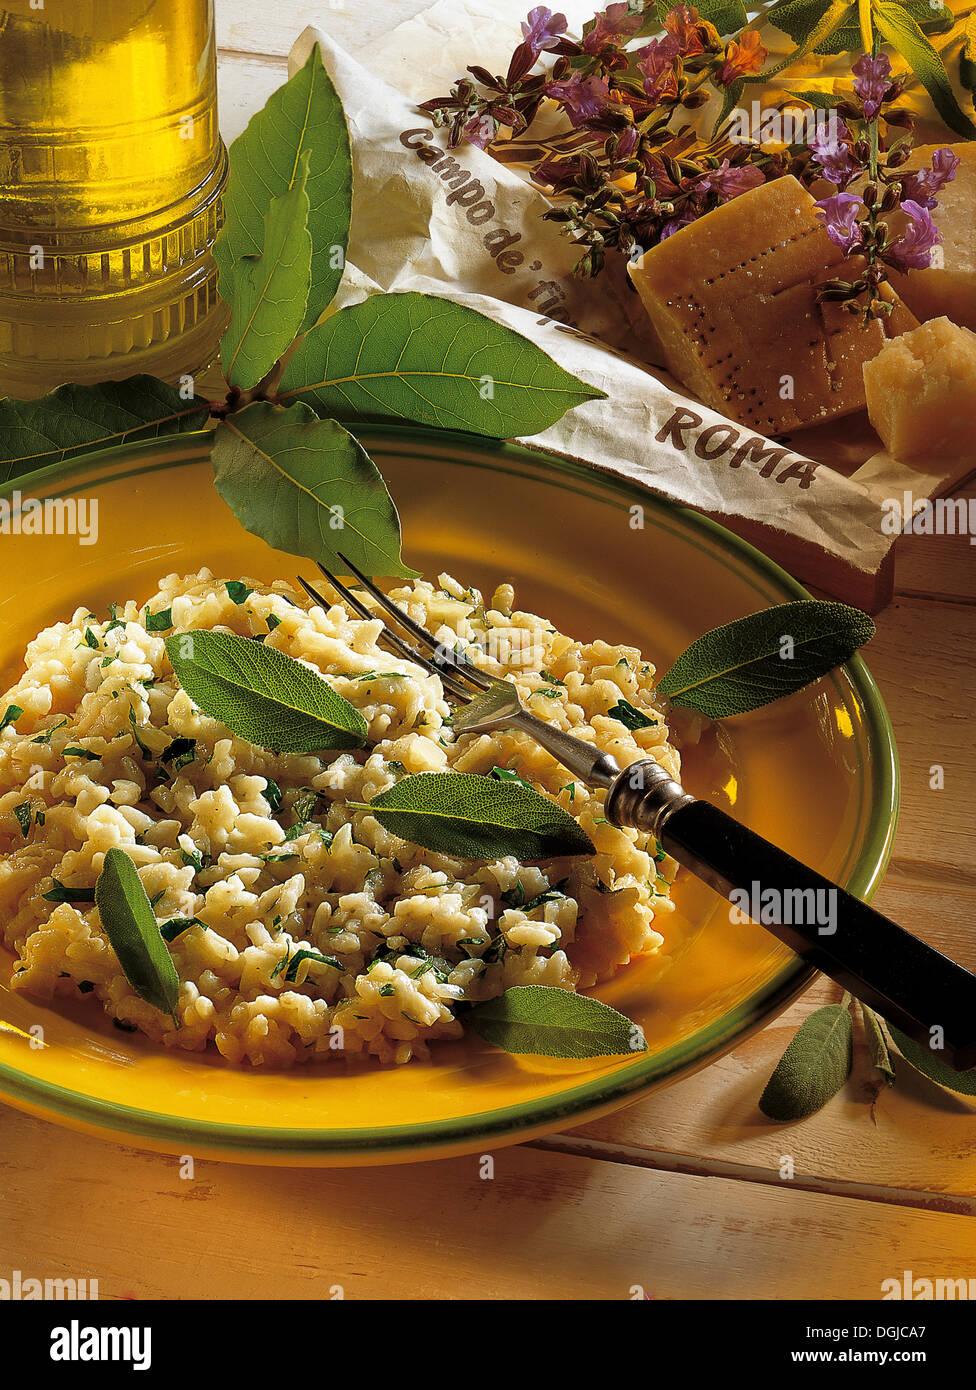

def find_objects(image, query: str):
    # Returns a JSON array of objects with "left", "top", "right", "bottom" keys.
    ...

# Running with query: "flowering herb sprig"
[
  {"left": 419, "top": 4, "right": 781, "bottom": 275},
  {"left": 811, "top": 50, "right": 958, "bottom": 322}
]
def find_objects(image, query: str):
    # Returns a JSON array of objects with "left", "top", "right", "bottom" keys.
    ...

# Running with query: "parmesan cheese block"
[
  {"left": 863, "top": 316, "right": 976, "bottom": 462},
  {"left": 628, "top": 175, "right": 918, "bottom": 434},
  {"left": 889, "top": 142, "right": 976, "bottom": 334}
]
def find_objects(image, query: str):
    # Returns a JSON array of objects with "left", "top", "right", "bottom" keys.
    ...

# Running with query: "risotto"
[{"left": 0, "top": 570, "right": 681, "bottom": 1066}]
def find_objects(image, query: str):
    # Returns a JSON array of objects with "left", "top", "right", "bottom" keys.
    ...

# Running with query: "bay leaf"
[
  {"left": 467, "top": 985, "right": 645, "bottom": 1058},
  {"left": 351, "top": 771, "right": 595, "bottom": 860},
  {"left": 213, "top": 43, "right": 351, "bottom": 332},
  {"left": 657, "top": 600, "right": 874, "bottom": 718},
  {"left": 759, "top": 1003, "right": 854, "bottom": 1120},
  {"left": 0, "top": 377, "right": 209, "bottom": 484},
  {"left": 165, "top": 629, "right": 367, "bottom": 753},
  {"left": 209, "top": 401, "right": 415, "bottom": 578},
  {"left": 278, "top": 291, "right": 606, "bottom": 438},
  {"left": 221, "top": 152, "right": 313, "bottom": 390},
  {"left": 94, "top": 848, "right": 180, "bottom": 1019}
]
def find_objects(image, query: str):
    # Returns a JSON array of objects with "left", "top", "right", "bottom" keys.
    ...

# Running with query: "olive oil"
[{"left": 0, "top": 1, "right": 227, "bottom": 397}]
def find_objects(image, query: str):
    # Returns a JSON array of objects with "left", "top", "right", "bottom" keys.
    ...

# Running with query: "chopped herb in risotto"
[{"left": 0, "top": 570, "right": 680, "bottom": 1065}]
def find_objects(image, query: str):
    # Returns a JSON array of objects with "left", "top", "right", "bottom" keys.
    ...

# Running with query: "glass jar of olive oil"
[{"left": 0, "top": 0, "right": 227, "bottom": 398}]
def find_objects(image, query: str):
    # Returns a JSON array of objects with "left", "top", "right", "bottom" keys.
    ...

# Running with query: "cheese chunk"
[
  {"left": 889, "top": 142, "right": 976, "bottom": 333},
  {"left": 863, "top": 316, "right": 976, "bottom": 461},
  {"left": 628, "top": 175, "right": 917, "bottom": 434}
]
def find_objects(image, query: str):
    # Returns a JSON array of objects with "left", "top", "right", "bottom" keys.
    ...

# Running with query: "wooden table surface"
[{"left": 1, "top": 2, "right": 974, "bottom": 1302}]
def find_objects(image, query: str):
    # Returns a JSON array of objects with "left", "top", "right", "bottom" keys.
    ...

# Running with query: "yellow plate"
[{"left": 0, "top": 428, "right": 898, "bottom": 1164}]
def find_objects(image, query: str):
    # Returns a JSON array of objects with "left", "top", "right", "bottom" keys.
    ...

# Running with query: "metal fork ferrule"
[{"left": 605, "top": 758, "right": 695, "bottom": 838}]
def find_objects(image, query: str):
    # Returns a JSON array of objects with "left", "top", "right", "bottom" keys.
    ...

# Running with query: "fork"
[{"left": 298, "top": 558, "right": 976, "bottom": 1072}]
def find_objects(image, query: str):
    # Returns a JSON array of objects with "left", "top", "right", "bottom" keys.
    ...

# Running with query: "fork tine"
[
  {"left": 332, "top": 554, "right": 492, "bottom": 693},
  {"left": 296, "top": 573, "right": 475, "bottom": 704}
]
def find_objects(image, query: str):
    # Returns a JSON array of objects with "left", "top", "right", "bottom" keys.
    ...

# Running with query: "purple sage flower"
[
  {"left": 664, "top": 4, "right": 708, "bottom": 59},
  {"left": 463, "top": 112, "right": 498, "bottom": 149},
  {"left": 521, "top": 6, "right": 568, "bottom": 61},
  {"left": 660, "top": 206, "right": 697, "bottom": 239},
  {"left": 583, "top": 3, "right": 644, "bottom": 53},
  {"left": 693, "top": 159, "right": 765, "bottom": 198},
  {"left": 611, "top": 125, "right": 639, "bottom": 161},
  {"left": 534, "top": 155, "right": 580, "bottom": 189},
  {"left": 808, "top": 117, "right": 863, "bottom": 190},
  {"left": 852, "top": 52, "right": 892, "bottom": 120},
  {"left": 637, "top": 36, "right": 682, "bottom": 103},
  {"left": 545, "top": 71, "right": 611, "bottom": 126},
  {"left": 886, "top": 199, "right": 943, "bottom": 271},
  {"left": 899, "top": 146, "right": 960, "bottom": 210},
  {"left": 814, "top": 191, "right": 863, "bottom": 253}
]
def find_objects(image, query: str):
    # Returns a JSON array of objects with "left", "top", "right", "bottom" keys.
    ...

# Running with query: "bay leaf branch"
[
  {"left": 278, "top": 291, "right": 606, "bottom": 438},
  {"left": 221, "top": 152, "right": 313, "bottom": 390},
  {"left": 213, "top": 43, "right": 352, "bottom": 331},
  {"left": 0, "top": 377, "right": 210, "bottom": 485},
  {"left": 209, "top": 401, "right": 416, "bottom": 578}
]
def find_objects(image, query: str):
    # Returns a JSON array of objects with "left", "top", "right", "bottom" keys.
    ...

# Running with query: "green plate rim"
[{"left": 0, "top": 425, "right": 900, "bottom": 1158}]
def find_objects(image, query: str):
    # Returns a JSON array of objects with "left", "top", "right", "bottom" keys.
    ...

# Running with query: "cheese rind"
[
  {"left": 628, "top": 175, "right": 918, "bottom": 434},
  {"left": 888, "top": 142, "right": 976, "bottom": 334},
  {"left": 863, "top": 316, "right": 976, "bottom": 462}
]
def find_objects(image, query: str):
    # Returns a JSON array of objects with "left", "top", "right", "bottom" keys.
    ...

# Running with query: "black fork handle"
[{"left": 606, "top": 765, "right": 976, "bottom": 1071}]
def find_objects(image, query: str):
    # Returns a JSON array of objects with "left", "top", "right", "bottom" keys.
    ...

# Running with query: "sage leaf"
[
  {"left": 278, "top": 292, "right": 606, "bottom": 438},
  {"left": 875, "top": 2, "right": 976, "bottom": 139},
  {"left": 785, "top": 89, "right": 847, "bottom": 109},
  {"left": 165, "top": 629, "right": 367, "bottom": 753},
  {"left": 220, "top": 152, "right": 313, "bottom": 390},
  {"left": 652, "top": 0, "right": 745, "bottom": 35},
  {"left": 94, "top": 848, "right": 180, "bottom": 1019},
  {"left": 213, "top": 43, "right": 351, "bottom": 332},
  {"left": 962, "top": 15, "right": 976, "bottom": 95},
  {"left": 656, "top": 600, "right": 874, "bottom": 718},
  {"left": 759, "top": 1003, "right": 853, "bottom": 1121},
  {"left": 0, "top": 377, "right": 209, "bottom": 485},
  {"left": 713, "top": 76, "right": 745, "bottom": 136},
  {"left": 210, "top": 402, "right": 415, "bottom": 578},
  {"left": 860, "top": 1004, "right": 895, "bottom": 1086},
  {"left": 743, "top": 0, "right": 856, "bottom": 84},
  {"left": 764, "top": 0, "right": 860, "bottom": 56},
  {"left": 352, "top": 771, "right": 595, "bottom": 860},
  {"left": 467, "top": 985, "right": 645, "bottom": 1058},
  {"left": 886, "top": 1023, "right": 976, "bottom": 1096},
  {"left": 768, "top": 0, "right": 951, "bottom": 54}
]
